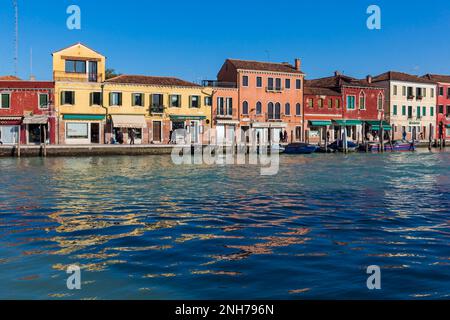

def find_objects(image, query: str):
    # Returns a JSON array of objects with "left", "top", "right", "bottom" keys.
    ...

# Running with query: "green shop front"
[
  {"left": 169, "top": 115, "right": 207, "bottom": 144},
  {"left": 62, "top": 114, "right": 105, "bottom": 145},
  {"left": 307, "top": 120, "right": 333, "bottom": 144},
  {"left": 332, "top": 120, "right": 364, "bottom": 143}
]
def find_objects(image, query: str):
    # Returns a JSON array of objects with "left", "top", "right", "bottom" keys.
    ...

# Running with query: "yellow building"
[
  {"left": 53, "top": 43, "right": 106, "bottom": 144},
  {"left": 104, "top": 75, "right": 212, "bottom": 144},
  {"left": 53, "top": 43, "right": 212, "bottom": 145}
]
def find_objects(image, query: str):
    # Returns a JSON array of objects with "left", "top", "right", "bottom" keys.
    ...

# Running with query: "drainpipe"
[{"left": 100, "top": 83, "right": 108, "bottom": 144}]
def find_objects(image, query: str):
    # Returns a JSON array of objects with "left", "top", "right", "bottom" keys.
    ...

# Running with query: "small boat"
[
  {"left": 271, "top": 144, "right": 286, "bottom": 154},
  {"left": 368, "top": 141, "right": 416, "bottom": 153},
  {"left": 283, "top": 143, "right": 319, "bottom": 154},
  {"left": 328, "top": 141, "right": 359, "bottom": 152}
]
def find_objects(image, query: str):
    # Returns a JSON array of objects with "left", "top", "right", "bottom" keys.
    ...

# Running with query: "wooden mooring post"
[{"left": 380, "top": 119, "right": 384, "bottom": 153}]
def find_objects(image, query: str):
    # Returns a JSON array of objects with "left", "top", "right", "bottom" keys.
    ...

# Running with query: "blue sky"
[{"left": 1, "top": 0, "right": 450, "bottom": 82}]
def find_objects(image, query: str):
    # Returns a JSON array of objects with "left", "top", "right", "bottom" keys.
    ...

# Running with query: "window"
[
  {"left": 431, "top": 88, "right": 435, "bottom": 98},
  {"left": 170, "top": 95, "right": 181, "bottom": 108},
  {"left": 242, "top": 75, "right": 249, "bottom": 87},
  {"left": 285, "top": 79, "right": 291, "bottom": 89},
  {"left": 132, "top": 93, "right": 144, "bottom": 107},
  {"left": 318, "top": 98, "right": 324, "bottom": 109},
  {"left": 61, "top": 91, "right": 75, "bottom": 105},
  {"left": 39, "top": 93, "right": 49, "bottom": 109},
  {"left": 308, "top": 98, "right": 313, "bottom": 108},
  {"left": 328, "top": 99, "right": 333, "bottom": 109},
  {"left": 439, "top": 87, "right": 444, "bottom": 96},
  {"left": 268, "top": 102, "right": 274, "bottom": 119},
  {"left": 65, "top": 60, "right": 86, "bottom": 73},
  {"left": 431, "top": 107, "right": 435, "bottom": 117},
  {"left": 336, "top": 99, "right": 340, "bottom": 109},
  {"left": 274, "top": 103, "right": 281, "bottom": 119},
  {"left": 447, "top": 88, "right": 450, "bottom": 97},
  {"left": 256, "top": 77, "right": 262, "bottom": 88},
  {"left": 226, "top": 98, "right": 233, "bottom": 115},
  {"left": 205, "top": 96, "right": 212, "bottom": 107},
  {"left": 402, "top": 86, "right": 406, "bottom": 96},
  {"left": 151, "top": 94, "right": 164, "bottom": 113},
  {"left": 242, "top": 101, "right": 249, "bottom": 115},
  {"left": 1, "top": 93, "right": 10, "bottom": 109},
  {"left": 407, "top": 87, "right": 414, "bottom": 97},
  {"left": 393, "top": 85, "right": 398, "bottom": 95},
  {"left": 417, "top": 106, "right": 421, "bottom": 118},
  {"left": 416, "top": 87, "right": 423, "bottom": 98},
  {"left": 190, "top": 95, "right": 200, "bottom": 108},
  {"left": 377, "top": 93, "right": 383, "bottom": 110},
  {"left": 296, "top": 103, "right": 301, "bottom": 115},
  {"left": 285, "top": 103, "right": 291, "bottom": 116},
  {"left": 256, "top": 101, "right": 262, "bottom": 115},
  {"left": 408, "top": 106, "right": 412, "bottom": 118},
  {"left": 275, "top": 78, "right": 282, "bottom": 91},
  {"left": 423, "top": 88, "right": 427, "bottom": 97},
  {"left": 90, "top": 92, "right": 102, "bottom": 106},
  {"left": 109, "top": 92, "right": 122, "bottom": 106},
  {"left": 359, "top": 92, "right": 366, "bottom": 110},
  {"left": 295, "top": 126, "right": 302, "bottom": 141},
  {"left": 217, "top": 97, "right": 225, "bottom": 115},
  {"left": 393, "top": 105, "right": 398, "bottom": 115},
  {"left": 66, "top": 123, "right": 88, "bottom": 139},
  {"left": 447, "top": 105, "right": 450, "bottom": 116},
  {"left": 296, "top": 79, "right": 302, "bottom": 89},
  {"left": 439, "top": 105, "right": 444, "bottom": 114},
  {"left": 422, "top": 106, "right": 426, "bottom": 117},
  {"left": 268, "top": 78, "right": 274, "bottom": 90},
  {"left": 402, "top": 105, "right": 406, "bottom": 116},
  {"left": 346, "top": 95, "right": 356, "bottom": 110}
]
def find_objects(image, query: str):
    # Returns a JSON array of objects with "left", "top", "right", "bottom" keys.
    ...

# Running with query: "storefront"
[
  {"left": 216, "top": 120, "right": 239, "bottom": 145},
  {"left": 169, "top": 115, "right": 206, "bottom": 145},
  {"left": 0, "top": 117, "right": 21, "bottom": 145},
  {"left": 365, "top": 120, "right": 392, "bottom": 141},
  {"left": 308, "top": 120, "right": 332, "bottom": 144},
  {"left": 63, "top": 114, "right": 105, "bottom": 145},
  {"left": 332, "top": 120, "right": 363, "bottom": 142},
  {"left": 23, "top": 115, "right": 50, "bottom": 145},
  {"left": 110, "top": 115, "right": 147, "bottom": 145}
]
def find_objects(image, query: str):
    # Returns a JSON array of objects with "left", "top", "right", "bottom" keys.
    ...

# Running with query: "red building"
[
  {"left": 0, "top": 77, "right": 56, "bottom": 145},
  {"left": 304, "top": 72, "right": 385, "bottom": 144},
  {"left": 422, "top": 74, "right": 450, "bottom": 142},
  {"left": 216, "top": 59, "right": 304, "bottom": 144}
]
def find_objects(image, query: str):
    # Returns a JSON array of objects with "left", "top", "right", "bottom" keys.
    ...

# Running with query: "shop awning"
[
  {"left": 0, "top": 116, "right": 22, "bottom": 125},
  {"left": 63, "top": 114, "right": 105, "bottom": 121},
  {"left": 309, "top": 120, "right": 332, "bottom": 126},
  {"left": 217, "top": 120, "right": 240, "bottom": 125},
  {"left": 170, "top": 115, "right": 206, "bottom": 121},
  {"left": 366, "top": 120, "right": 391, "bottom": 131},
  {"left": 111, "top": 115, "right": 147, "bottom": 128},
  {"left": 333, "top": 120, "right": 362, "bottom": 126},
  {"left": 23, "top": 115, "right": 48, "bottom": 125},
  {"left": 446, "top": 124, "right": 450, "bottom": 128}
]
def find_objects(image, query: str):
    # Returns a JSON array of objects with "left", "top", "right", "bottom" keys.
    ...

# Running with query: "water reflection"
[{"left": 0, "top": 152, "right": 449, "bottom": 299}]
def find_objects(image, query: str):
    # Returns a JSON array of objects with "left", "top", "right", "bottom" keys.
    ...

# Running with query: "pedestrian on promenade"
[
  {"left": 117, "top": 130, "right": 124, "bottom": 144},
  {"left": 129, "top": 129, "right": 135, "bottom": 145},
  {"left": 283, "top": 130, "right": 288, "bottom": 143}
]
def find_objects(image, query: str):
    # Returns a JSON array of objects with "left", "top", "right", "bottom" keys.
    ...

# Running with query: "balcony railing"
[
  {"left": 53, "top": 71, "right": 103, "bottom": 83},
  {"left": 150, "top": 105, "right": 165, "bottom": 115},
  {"left": 266, "top": 87, "right": 284, "bottom": 93},
  {"left": 407, "top": 95, "right": 415, "bottom": 100},
  {"left": 416, "top": 95, "right": 423, "bottom": 100}
]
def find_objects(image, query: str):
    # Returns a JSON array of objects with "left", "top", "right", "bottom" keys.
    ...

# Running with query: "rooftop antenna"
[
  {"left": 13, "top": 0, "right": 18, "bottom": 77},
  {"left": 30, "top": 47, "right": 35, "bottom": 81}
]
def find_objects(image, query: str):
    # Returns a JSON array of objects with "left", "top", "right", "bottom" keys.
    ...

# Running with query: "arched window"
[
  {"left": 296, "top": 103, "right": 301, "bottom": 116},
  {"left": 268, "top": 102, "right": 274, "bottom": 119},
  {"left": 275, "top": 103, "right": 281, "bottom": 119},
  {"left": 359, "top": 91, "right": 366, "bottom": 110},
  {"left": 377, "top": 93, "right": 384, "bottom": 110},
  {"left": 242, "top": 101, "right": 249, "bottom": 115},
  {"left": 256, "top": 102, "right": 262, "bottom": 115},
  {"left": 285, "top": 103, "right": 291, "bottom": 116}
]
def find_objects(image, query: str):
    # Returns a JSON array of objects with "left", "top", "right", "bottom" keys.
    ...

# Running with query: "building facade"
[
  {"left": 0, "top": 78, "right": 55, "bottom": 145},
  {"left": 305, "top": 73, "right": 386, "bottom": 144},
  {"left": 104, "top": 75, "right": 212, "bottom": 145},
  {"left": 372, "top": 72, "right": 437, "bottom": 141},
  {"left": 53, "top": 43, "right": 106, "bottom": 145},
  {"left": 216, "top": 59, "right": 304, "bottom": 144},
  {"left": 422, "top": 74, "right": 450, "bottom": 142}
]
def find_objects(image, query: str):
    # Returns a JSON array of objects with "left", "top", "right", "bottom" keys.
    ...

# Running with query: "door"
[
  {"left": 153, "top": 121, "right": 162, "bottom": 142},
  {"left": 89, "top": 61, "right": 98, "bottom": 82},
  {"left": 190, "top": 121, "right": 199, "bottom": 144},
  {"left": 91, "top": 123, "right": 100, "bottom": 144},
  {"left": 216, "top": 125, "right": 225, "bottom": 144}
]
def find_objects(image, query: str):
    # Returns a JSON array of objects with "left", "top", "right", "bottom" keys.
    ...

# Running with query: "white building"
[{"left": 372, "top": 72, "right": 437, "bottom": 141}]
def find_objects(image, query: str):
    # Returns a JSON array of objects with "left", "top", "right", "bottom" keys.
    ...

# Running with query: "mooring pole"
[
  {"left": 380, "top": 119, "right": 384, "bottom": 153},
  {"left": 43, "top": 125, "right": 47, "bottom": 157}
]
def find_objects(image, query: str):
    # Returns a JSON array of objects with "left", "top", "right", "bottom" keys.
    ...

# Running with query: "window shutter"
[
  {"left": 89, "top": 93, "right": 93, "bottom": 106},
  {"left": 189, "top": 96, "right": 192, "bottom": 108},
  {"left": 142, "top": 94, "right": 145, "bottom": 107},
  {"left": 61, "top": 91, "right": 64, "bottom": 105},
  {"left": 72, "top": 92, "right": 75, "bottom": 105},
  {"left": 109, "top": 93, "right": 113, "bottom": 106}
]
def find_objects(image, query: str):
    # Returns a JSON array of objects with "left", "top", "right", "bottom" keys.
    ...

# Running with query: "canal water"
[{"left": 0, "top": 151, "right": 449, "bottom": 299}]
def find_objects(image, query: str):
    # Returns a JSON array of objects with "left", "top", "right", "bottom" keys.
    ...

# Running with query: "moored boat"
[
  {"left": 328, "top": 141, "right": 359, "bottom": 152},
  {"left": 367, "top": 141, "right": 416, "bottom": 153},
  {"left": 283, "top": 143, "right": 318, "bottom": 154}
]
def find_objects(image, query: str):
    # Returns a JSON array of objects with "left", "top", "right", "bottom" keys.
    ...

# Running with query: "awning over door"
[
  {"left": 333, "top": 120, "right": 362, "bottom": 126},
  {"left": 63, "top": 114, "right": 105, "bottom": 121},
  {"left": 365, "top": 120, "right": 391, "bottom": 131},
  {"left": 23, "top": 115, "right": 48, "bottom": 125},
  {"left": 170, "top": 115, "right": 206, "bottom": 121},
  {"left": 217, "top": 120, "right": 240, "bottom": 125},
  {"left": 0, "top": 116, "right": 22, "bottom": 125},
  {"left": 111, "top": 115, "right": 147, "bottom": 128},
  {"left": 309, "top": 120, "right": 332, "bottom": 126}
]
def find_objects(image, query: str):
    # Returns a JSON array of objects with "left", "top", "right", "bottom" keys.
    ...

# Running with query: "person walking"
[{"left": 129, "top": 129, "right": 136, "bottom": 145}]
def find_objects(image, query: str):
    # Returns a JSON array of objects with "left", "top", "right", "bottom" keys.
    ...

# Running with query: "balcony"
[
  {"left": 416, "top": 95, "right": 423, "bottom": 101},
  {"left": 266, "top": 87, "right": 284, "bottom": 93},
  {"left": 53, "top": 71, "right": 103, "bottom": 83},
  {"left": 407, "top": 95, "right": 415, "bottom": 100},
  {"left": 202, "top": 80, "right": 237, "bottom": 88},
  {"left": 150, "top": 105, "right": 165, "bottom": 115}
]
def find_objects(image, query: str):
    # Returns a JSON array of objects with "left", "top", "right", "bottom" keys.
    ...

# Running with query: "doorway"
[
  {"left": 91, "top": 123, "right": 100, "bottom": 144},
  {"left": 89, "top": 61, "right": 98, "bottom": 82},
  {"left": 153, "top": 121, "right": 162, "bottom": 142}
]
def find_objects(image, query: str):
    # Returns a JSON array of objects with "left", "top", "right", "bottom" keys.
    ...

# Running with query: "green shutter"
[
  {"left": 393, "top": 105, "right": 397, "bottom": 115},
  {"left": 431, "top": 107, "right": 434, "bottom": 117},
  {"left": 423, "top": 107, "right": 426, "bottom": 117},
  {"left": 109, "top": 93, "right": 113, "bottom": 106},
  {"left": 402, "top": 105, "right": 406, "bottom": 116}
]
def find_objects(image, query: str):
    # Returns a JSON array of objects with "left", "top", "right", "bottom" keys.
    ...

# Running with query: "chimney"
[
  {"left": 334, "top": 71, "right": 341, "bottom": 77},
  {"left": 366, "top": 75, "right": 373, "bottom": 83},
  {"left": 29, "top": 75, "right": 36, "bottom": 81},
  {"left": 295, "top": 59, "right": 301, "bottom": 71}
]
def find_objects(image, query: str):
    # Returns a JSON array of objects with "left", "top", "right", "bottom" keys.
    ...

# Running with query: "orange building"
[{"left": 215, "top": 59, "right": 305, "bottom": 144}]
